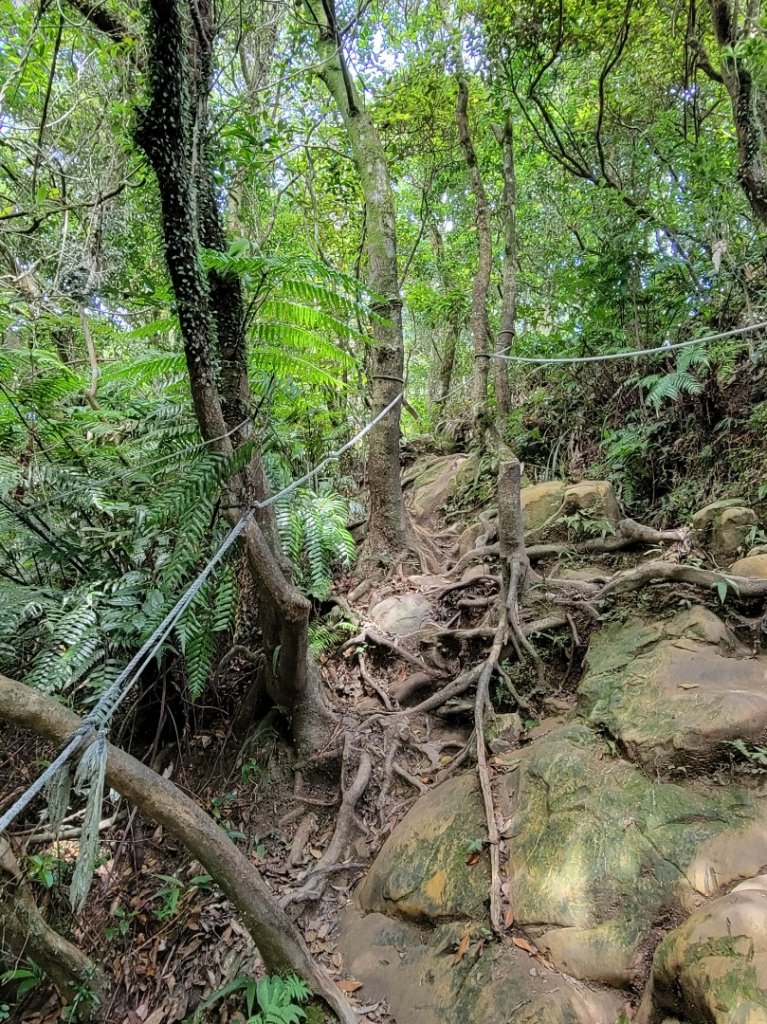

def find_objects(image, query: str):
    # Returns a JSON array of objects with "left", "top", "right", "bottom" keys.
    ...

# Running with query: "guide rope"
[
  {"left": 489, "top": 321, "right": 767, "bottom": 365},
  {"left": 0, "top": 392, "right": 403, "bottom": 836}
]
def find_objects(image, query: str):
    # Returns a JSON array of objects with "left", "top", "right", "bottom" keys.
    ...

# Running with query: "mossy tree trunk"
[
  {"left": 135, "top": 0, "right": 332, "bottom": 753},
  {"left": 303, "top": 0, "right": 409, "bottom": 565},
  {"left": 707, "top": 0, "right": 767, "bottom": 229}
]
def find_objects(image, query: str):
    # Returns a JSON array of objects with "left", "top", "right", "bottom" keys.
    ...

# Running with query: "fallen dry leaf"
[
  {"left": 453, "top": 931, "right": 471, "bottom": 965},
  {"left": 339, "top": 979, "right": 363, "bottom": 993},
  {"left": 503, "top": 904, "right": 515, "bottom": 929},
  {"left": 512, "top": 935, "right": 537, "bottom": 954}
]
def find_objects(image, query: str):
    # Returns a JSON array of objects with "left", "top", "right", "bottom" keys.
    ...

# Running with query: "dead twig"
[
  {"left": 341, "top": 626, "right": 441, "bottom": 677},
  {"left": 357, "top": 652, "right": 395, "bottom": 710},
  {"left": 283, "top": 740, "right": 372, "bottom": 907}
]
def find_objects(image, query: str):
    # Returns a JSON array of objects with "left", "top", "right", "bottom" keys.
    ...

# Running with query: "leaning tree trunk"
[
  {"left": 304, "top": 0, "right": 409, "bottom": 565},
  {"left": 456, "top": 74, "right": 492, "bottom": 436},
  {"left": 135, "top": 0, "right": 332, "bottom": 753},
  {"left": 0, "top": 674, "right": 357, "bottom": 1024},
  {"left": 709, "top": 0, "right": 767, "bottom": 229}
]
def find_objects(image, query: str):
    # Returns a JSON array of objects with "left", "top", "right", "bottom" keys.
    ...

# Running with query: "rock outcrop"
[
  {"left": 345, "top": 608, "right": 767, "bottom": 1022},
  {"left": 578, "top": 607, "right": 767, "bottom": 769},
  {"left": 639, "top": 875, "right": 767, "bottom": 1023}
]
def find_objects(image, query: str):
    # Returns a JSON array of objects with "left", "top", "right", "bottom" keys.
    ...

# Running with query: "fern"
[
  {"left": 641, "top": 344, "right": 710, "bottom": 411},
  {"left": 275, "top": 487, "right": 356, "bottom": 598},
  {"left": 0, "top": 246, "right": 369, "bottom": 712}
]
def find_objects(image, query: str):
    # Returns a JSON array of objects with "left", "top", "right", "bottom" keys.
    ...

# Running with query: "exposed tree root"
[
  {"left": 283, "top": 740, "right": 372, "bottom": 907},
  {"left": 450, "top": 517, "right": 690, "bottom": 578},
  {"left": 526, "top": 518, "right": 688, "bottom": 560},
  {"left": 358, "top": 652, "right": 395, "bottom": 710},
  {"left": 597, "top": 560, "right": 767, "bottom": 598},
  {"left": 447, "top": 543, "right": 502, "bottom": 579},
  {"left": 473, "top": 607, "right": 507, "bottom": 935}
]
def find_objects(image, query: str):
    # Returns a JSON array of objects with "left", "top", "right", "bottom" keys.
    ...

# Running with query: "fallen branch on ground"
[{"left": 341, "top": 626, "right": 441, "bottom": 677}]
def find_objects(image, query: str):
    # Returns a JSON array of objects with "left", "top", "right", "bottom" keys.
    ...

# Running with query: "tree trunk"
[
  {"left": 1, "top": 837, "right": 105, "bottom": 1018},
  {"left": 495, "top": 109, "right": 517, "bottom": 422},
  {"left": 428, "top": 220, "right": 461, "bottom": 408},
  {"left": 709, "top": 0, "right": 767, "bottom": 229},
  {"left": 0, "top": 674, "right": 356, "bottom": 1024},
  {"left": 455, "top": 74, "right": 492, "bottom": 435},
  {"left": 437, "top": 323, "right": 459, "bottom": 406},
  {"left": 304, "top": 0, "right": 409, "bottom": 564},
  {"left": 135, "top": 0, "right": 331, "bottom": 753}
]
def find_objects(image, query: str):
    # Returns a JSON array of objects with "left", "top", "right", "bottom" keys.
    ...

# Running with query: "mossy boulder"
[
  {"left": 578, "top": 607, "right": 767, "bottom": 770},
  {"left": 521, "top": 481, "right": 567, "bottom": 532},
  {"left": 692, "top": 500, "right": 758, "bottom": 561},
  {"left": 560, "top": 480, "right": 622, "bottom": 525},
  {"left": 640, "top": 876, "right": 767, "bottom": 1024},
  {"left": 407, "top": 454, "right": 471, "bottom": 518},
  {"left": 510, "top": 724, "right": 764, "bottom": 985},
  {"left": 357, "top": 773, "right": 489, "bottom": 921},
  {"left": 338, "top": 908, "right": 624, "bottom": 1024},
  {"left": 356, "top": 722, "right": 767, "bottom": 990}
]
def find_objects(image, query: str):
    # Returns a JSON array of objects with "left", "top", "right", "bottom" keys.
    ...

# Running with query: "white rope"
[
  {"left": 0, "top": 392, "right": 403, "bottom": 836},
  {"left": 489, "top": 321, "right": 767, "bottom": 365}
]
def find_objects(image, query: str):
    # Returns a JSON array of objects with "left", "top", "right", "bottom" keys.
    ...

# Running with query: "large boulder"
[
  {"left": 357, "top": 773, "right": 489, "bottom": 922},
  {"left": 520, "top": 481, "right": 567, "bottom": 533},
  {"left": 406, "top": 453, "right": 479, "bottom": 519},
  {"left": 509, "top": 725, "right": 767, "bottom": 986},
  {"left": 639, "top": 876, "right": 767, "bottom": 1024},
  {"left": 369, "top": 593, "right": 433, "bottom": 636},
  {"left": 692, "top": 500, "right": 758, "bottom": 561},
  {"left": 354, "top": 723, "right": 767, "bottom": 991},
  {"left": 338, "top": 909, "right": 625, "bottom": 1024},
  {"left": 731, "top": 554, "right": 767, "bottom": 579},
  {"left": 560, "top": 480, "right": 622, "bottom": 526},
  {"left": 522, "top": 480, "right": 622, "bottom": 538},
  {"left": 578, "top": 607, "right": 767, "bottom": 770}
]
